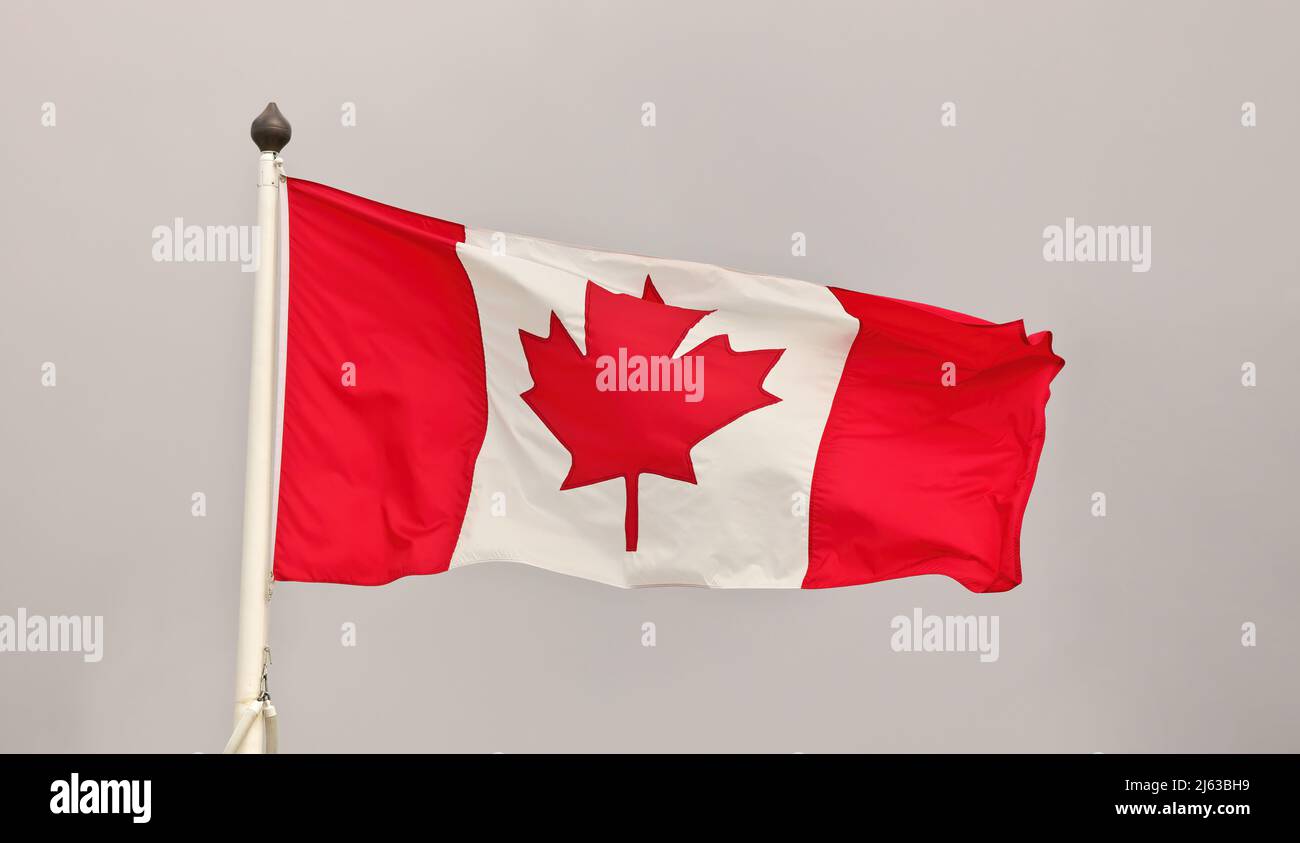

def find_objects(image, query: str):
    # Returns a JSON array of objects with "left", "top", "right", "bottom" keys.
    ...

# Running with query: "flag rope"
[
  {"left": 221, "top": 645, "right": 278, "bottom": 753},
  {"left": 221, "top": 701, "right": 264, "bottom": 754}
]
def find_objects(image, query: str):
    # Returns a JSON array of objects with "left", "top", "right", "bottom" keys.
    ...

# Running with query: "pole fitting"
[
  {"left": 258, "top": 646, "right": 272, "bottom": 701},
  {"left": 251, "top": 102, "right": 292, "bottom": 153}
]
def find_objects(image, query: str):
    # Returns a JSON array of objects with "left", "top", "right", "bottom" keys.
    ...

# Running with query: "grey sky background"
[{"left": 1, "top": 0, "right": 1296, "bottom": 752}]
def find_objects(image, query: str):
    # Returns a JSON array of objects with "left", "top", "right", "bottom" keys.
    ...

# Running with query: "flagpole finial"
[{"left": 251, "top": 102, "right": 291, "bottom": 153}]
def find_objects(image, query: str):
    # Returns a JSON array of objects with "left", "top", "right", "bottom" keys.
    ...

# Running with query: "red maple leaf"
[{"left": 519, "top": 277, "right": 784, "bottom": 552}]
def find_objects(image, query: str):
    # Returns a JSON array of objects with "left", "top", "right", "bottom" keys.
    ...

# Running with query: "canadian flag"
[{"left": 272, "top": 179, "right": 1063, "bottom": 592}]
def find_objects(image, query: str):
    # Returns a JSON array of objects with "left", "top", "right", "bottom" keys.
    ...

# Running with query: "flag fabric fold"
[{"left": 272, "top": 178, "right": 1063, "bottom": 592}]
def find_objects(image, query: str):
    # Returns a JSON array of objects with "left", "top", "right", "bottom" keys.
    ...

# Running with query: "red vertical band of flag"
[
  {"left": 806, "top": 289, "right": 1064, "bottom": 592},
  {"left": 272, "top": 179, "right": 487, "bottom": 585}
]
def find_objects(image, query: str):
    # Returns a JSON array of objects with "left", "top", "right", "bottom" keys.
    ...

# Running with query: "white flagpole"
[{"left": 231, "top": 103, "right": 291, "bottom": 753}]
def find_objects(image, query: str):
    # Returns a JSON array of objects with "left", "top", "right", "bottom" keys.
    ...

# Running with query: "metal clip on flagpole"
[{"left": 228, "top": 102, "right": 291, "bottom": 754}]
